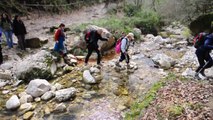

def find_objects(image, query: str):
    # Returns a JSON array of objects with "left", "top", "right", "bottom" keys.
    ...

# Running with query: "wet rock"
[
  {"left": 6, "top": 95, "right": 20, "bottom": 110},
  {"left": 152, "top": 54, "right": 176, "bottom": 69},
  {"left": 83, "top": 70, "right": 96, "bottom": 84},
  {"left": 23, "top": 111, "right": 34, "bottom": 120},
  {"left": 12, "top": 50, "right": 57, "bottom": 81},
  {"left": 20, "top": 94, "right": 33, "bottom": 104},
  {"left": 41, "top": 91, "right": 55, "bottom": 101},
  {"left": 53, "top": 103, "right": 66, "bottom": 113},
  {"left": 26, "top": 79, "right": 51, "bottom": 97},
  {"left": 0, "top": 69, "right": 13, "bottom": 80},
  {"left": 55, "top": 87, "right": 76, "bottom": 102}
]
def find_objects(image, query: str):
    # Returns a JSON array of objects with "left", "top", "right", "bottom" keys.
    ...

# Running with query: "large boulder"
[
  {"left": 6, "top": 95, "right": 20, "bottom": 110},
  {"left": 55, "top": 87, "right": 76, "bottom": 102},
  {"left": 152, "top": 54, "right": 176, "bottom": 69},
  {"left": 25, "top": 35, "right": 48, "bottom": 48},
  {"left": 86, "top": 25, "right": 115, "bottom": 53},
  {"left": 12, "top": 50, "right": 57, "bottom": 81},
  {"left": 26, "top": 79, "right": 51, "bottom": 98}
]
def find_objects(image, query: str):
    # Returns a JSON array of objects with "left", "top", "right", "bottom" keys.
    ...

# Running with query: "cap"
[{"left": 127, "top": 32, "right": 134, "bottom": 40}]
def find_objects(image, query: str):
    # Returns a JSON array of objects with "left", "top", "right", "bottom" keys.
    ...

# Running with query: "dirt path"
[{"left": 24, "top": 3, "right": 107, "bottom": 39}]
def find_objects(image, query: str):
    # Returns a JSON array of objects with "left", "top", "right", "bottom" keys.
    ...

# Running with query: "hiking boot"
[
  {"left": 200, "top": 71, "right": 206, "bottom": 77},
  {"left": 84, "top": 63, "right": 88, "bottom": 66}
]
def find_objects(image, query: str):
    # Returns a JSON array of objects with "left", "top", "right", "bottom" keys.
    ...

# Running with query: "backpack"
[
  {"left": 115, "top": 37, "right": 125, "bottom": 54},
  {"left": 54, "top": 29, "right": 61, "bottom": 41},
  {"left": 84, "top": 31, "right": 91, "bottom": 43},
  {"left": 193, "top": 32, "right": 208, "bottom": 48}
]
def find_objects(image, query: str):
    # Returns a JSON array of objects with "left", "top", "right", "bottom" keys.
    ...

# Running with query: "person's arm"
[
  {"left": 121, "top": 38, "right": 127, "bottom": 53},
  {"left": 203, "top": 37, "right": 213, "bottom": 50}
]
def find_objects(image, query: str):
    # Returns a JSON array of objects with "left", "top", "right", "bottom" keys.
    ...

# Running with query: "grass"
[{"left": 124, "top": 73, "right": 179, "bottom": 120}]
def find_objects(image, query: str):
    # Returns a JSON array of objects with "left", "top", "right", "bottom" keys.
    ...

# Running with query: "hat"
[{"left": 127, "top": 33, "right": 134, "bottom": 40}]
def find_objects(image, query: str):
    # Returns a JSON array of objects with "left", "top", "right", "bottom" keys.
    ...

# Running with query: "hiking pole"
[{"left": 197, "top": 60, "right": 210, "bottom": 75}]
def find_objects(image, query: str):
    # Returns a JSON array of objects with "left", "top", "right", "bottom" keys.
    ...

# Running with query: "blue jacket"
[{"left": 202, "top": 34, "right": 213, "bottom": 52}]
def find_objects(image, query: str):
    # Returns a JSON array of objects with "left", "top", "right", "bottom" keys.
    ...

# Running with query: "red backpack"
[
  {"left": 193, "top": 32, "right": 208, "bottom": 48},
  {"left": 54, "top": 29, "right": 61, "bottom": 41},
  {"left": 85, "top": 31, "right": 91, "bottom": 43}
]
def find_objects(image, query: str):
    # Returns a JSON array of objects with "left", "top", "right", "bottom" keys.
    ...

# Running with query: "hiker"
[
  {"left": 195, "top": 31, "right": 213, "bottom": 78},
  {"left": 1, "top": 13, "right": 13, "bottom": 49},
  {"left": 0, "top": 31, "right": 3, "bottom": 65},
  {"left": 84, "top": 29, "right": 108, "bottom": 66},
  {"left": 13, "top": 15, "right": 27, "bottom": 50},
  {"left": 115, "top": 33, "right": 134, "bottom": 68},
  {"left": 54, "top": 23, "right": 67, "bottom": 57}
]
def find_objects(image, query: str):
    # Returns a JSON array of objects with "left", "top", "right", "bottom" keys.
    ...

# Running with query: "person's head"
[
  {"left": 14, "top": 15, "right": 20, "bottom": 21},
  {"left": 59, "top": 23, "right": 65, "bottom": 30},
  {"left": 97, "top": 29, "right": 103, "bottom": 35},
  {"left": 126, "top": 33, "right": 134, "bottom": 41}
]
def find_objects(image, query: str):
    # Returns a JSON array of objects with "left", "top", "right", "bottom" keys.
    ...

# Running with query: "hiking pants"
[
  {"left": 85, "top": 45, "right": 101, "bottom": 64},
  {"left": 119, "top": 52, "right": 129, "bottom": 64},
  {"left": 4, "top": 30, "right": 13, "bottom": 48},
  {"left": 195, "top": 49, "right": 213, "bottom": 73},
  {"left": 17, "top": 34, "right": 26, "bottom": 50},
  {"left": 0, "top": 45, "right": 2, "bottom": 64}
]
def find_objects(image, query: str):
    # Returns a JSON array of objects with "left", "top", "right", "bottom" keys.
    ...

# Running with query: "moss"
[
  {"left": 182, "top": 27, "right": 191, "bottom": 38},
  {"left": 168, "top": 105, "right": 184, "bottom": 117}
]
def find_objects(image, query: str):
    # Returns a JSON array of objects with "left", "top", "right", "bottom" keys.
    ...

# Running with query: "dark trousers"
[
  {"left": 17, "top": 35, "right": 26, "bottom": 50},
  {"left": 195, "top": 49, "right": 213, "bottom": 73},
  {"left": 0, "top": 45, "right": 3, "bottom": 64},
  {"left": 119, "top": 52, "right": 129, "bottom": 64},
  {"left": 85, "top": 45, "right": 101, "bottom": 64}
]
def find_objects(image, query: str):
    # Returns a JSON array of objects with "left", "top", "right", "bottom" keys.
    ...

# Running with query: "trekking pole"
[{"left": 197, "top": 61, "right": 210, "bottom": 74}]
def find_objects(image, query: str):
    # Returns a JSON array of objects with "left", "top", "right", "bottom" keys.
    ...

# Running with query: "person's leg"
[
  {"left": 8, "top": 31, "right": 13, "bottom": 47},
  {"left": 195, "top": 50, "right": 205, "bottom": 74},
  {"left": 4, "top": 31, "right": 11, "bottom": 48},
  {"left": 22, "top": 35, "right": 26, "bottom": 50},
  {"left": 116, "top": 52, "right": 125, "bottom": 67},
  {"left": 85, "top": 46, "right": 93, "bottom": 65},
  {"left": 0, "top": 45, "right": 3, "bottom": 64},
  {"left": 17, "top": 35, "right": 23, "bottom": 49},
  {"left": 94, "top": 47, "right": 101, "bottom": 65}
]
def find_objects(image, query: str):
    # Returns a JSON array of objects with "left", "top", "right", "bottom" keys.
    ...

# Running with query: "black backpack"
[{"left": 193, "top": 32, "right": 208, "bottom": 48}]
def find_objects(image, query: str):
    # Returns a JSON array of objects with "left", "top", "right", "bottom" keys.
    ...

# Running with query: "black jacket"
[
  {"left": 13, "top": 20, "right": 27, "bottom": 36},
  {"left": 88, "top": 30, "right": 108, "bottom": 48},
  {"left": 198, "top": 34, "right": 213, "bottom": 52}
]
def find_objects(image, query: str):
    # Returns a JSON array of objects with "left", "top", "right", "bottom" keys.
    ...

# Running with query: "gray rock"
[
  {"left": 133, "top": 28, "right": 142, "bottom": 35},
  {"left": 20, "top": 94, "right": 33, "bottom": 104},
  {"left": 0, "top": 69, "right": 13, "bottom": 80},
  {"left": 152, "top": 54, "right": 176, "bottom": 69},
  {"left": 182, "top": 68, "right": 196, "bottom": 78},
  {"left": 90, "top": 67, "right": 100, "bottom": 73},
  {"left": 41, "top": 91, "right": 55, "bottom": 101},
  {"left": 6, "top": 95, "right": 20, "bottom": 110},
  {"left": 83, "top": 70, "right": 96, "bottom": 84},
  {"left": 12, "top": 50, "right": 57, "bottom": 81},
  {"left": 55, "top": 87, "right": 76, "bottom": 102},
  {"left": 53, "top": 103, "right": 66, "bottom": 113},
  {"left": 19, "top": 103, "right": 33, "bottom": 112},
  {"left": 26, "top": 79, "right": 51, "bottom": 97},
  {"left": 53, "top": 83, "right": 63, "bottom": 90},
  {"left": 0, "top": 81, "right": 8, "bottom": 88},
  {"left": 34, "top": 97, "right": 41, "bottom": 102}
]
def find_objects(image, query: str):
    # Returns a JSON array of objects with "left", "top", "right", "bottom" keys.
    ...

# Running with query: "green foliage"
[{"left": 168, "top": 105, "right": 184, "bottom": 117}]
